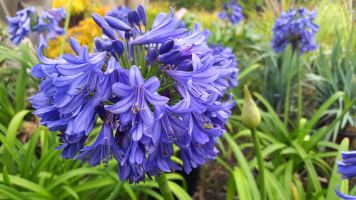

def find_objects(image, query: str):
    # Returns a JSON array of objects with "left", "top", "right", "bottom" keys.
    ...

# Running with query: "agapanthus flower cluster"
[
  {"left": 217, "top": 0, "right": 244, "bottom": 24},
  {"left": 6, "top": 7, "right": 66, "bottom": 46},
  {"left": 209, "top": 43, "right": 239, "bottom": 88},
  {"left": 271, "top": 7, "right": 319, "bottom": 54},
  {"left": 30, "top": 5, "right": 237, "bottom": 184},
  {"left": 334, "top": 151, "right": 356, "bottom": 199},
  {"left": 107, "top": 6, "right": 131, "bottom": 25}
]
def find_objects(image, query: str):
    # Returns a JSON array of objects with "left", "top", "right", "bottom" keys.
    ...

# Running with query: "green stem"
[
  {"left": 156, "top": 171, "right": 174, "bottom": 200},
  {"left": 296, "top": 43, "right": 302, "bottom": 130},
  {"left": 59, "top": 0, "right": 74, "bottom": 56},
  {"left": 251, "top": 127, "right": 266, "bottom": 200},
  {"left": 284, "top": 50, "right": 294, "bottom": 127}
]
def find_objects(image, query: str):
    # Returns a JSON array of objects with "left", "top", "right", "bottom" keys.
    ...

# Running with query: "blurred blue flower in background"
[
  {"left": 6, "top": 7, "right": 36, "bottom": 45},
  {"left": 218, "top": 0, "right": 244, "bottom": 24},
  {"left": 271, "top": 7, "right": 319, "bottom": 54},
  {"left": 107, "top": 5, "right": 131, "bottom": 25},
  {"left": 6, "top": 6, "right": 66, "bottom": 47}
]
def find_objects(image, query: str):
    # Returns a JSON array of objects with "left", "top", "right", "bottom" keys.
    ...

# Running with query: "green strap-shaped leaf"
[
  {"left": 0, "top": 184, "right": 32, "bottom": 200},
  {"left": 3, "top": 110, "right": 30, "bottom": 173},
  {"left": 325, "top": 138, "right": 349, "bottom": 200},
  {"left": 224, "top": 132, "right": 260, "bottom": 200}
]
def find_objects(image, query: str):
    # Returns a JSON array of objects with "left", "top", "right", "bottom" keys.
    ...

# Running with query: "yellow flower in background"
[
  {"left": 47, "top": 7, "right": 111, "bottom": 59},
  {"left": 52, "top": 0, "right": 92, "bottom": 16}
]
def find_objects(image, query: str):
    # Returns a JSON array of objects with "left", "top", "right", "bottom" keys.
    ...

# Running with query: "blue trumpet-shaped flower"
[
  {"left": 105, "top": 66, "right": 169, "bottom": 141},
  {"left": 75, "top": 123, "right": 124, "bottom": 166},
  {"left": 131, "top": 8, "right": 187, "bottom": 45}
]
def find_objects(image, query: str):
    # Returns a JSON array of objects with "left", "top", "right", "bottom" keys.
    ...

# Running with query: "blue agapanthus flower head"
[
  {"left": 30, "top": 4, "right": 238, "bottom": 184},
  {"left": 271, "top": 7, "right": 319, "bottom": 54},
  {"left": 6, "top": 6, "right": 66, "bottom": 46},
  {"left": 107, "top": 5, "right": 131, "bottom": 25},
  {"left": 6, "top": 6, "right": 36, "bottom": 45},
  {"left": 218, "top": 0, "right": 244, "bottom": 24},
  {"left": 33, "top": 7, "right": 66, "bottom": 47}
]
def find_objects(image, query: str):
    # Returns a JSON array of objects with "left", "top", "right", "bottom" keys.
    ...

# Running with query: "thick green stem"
[
  {"left": 59, "top": 0, "right": 74, "bottom": 56},
  {"left": 157, "top": 171, "right": 174, "bottom": 200},
  {"left": 296, "top": 43, "right": 302, "bottom": 130},
  {"left": 251, "top": 128, "right": 266, "bottom": 200},
  {"left": 284, "top": 57, "right": 293, "bottom": 127}
]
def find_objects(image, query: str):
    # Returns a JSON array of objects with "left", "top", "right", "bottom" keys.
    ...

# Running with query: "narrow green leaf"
[
  {"left": 2, "top": 167, "right": 13, "bottom": 188},
  {"left": 3, "top": 110, "right": 30, "bottom": 173},
  {"left": 168, "top": 181, "right": 192, "bottom": 200},
  {"left": 226, "top": 174, "right": 237, "bottom": 200},
  {"left": 61, "top": 185, "right": 79, "bottom": 200},
  {"left": 303, "top": 92, "right": 345, "bottom": 135},
  {"left": 249, "top": 143, "right": 287, "bottom": 169},
  {"left": 0, "top": 184, "right": 31, "bottom": 200},
  {"left": 224, "top": 132, "right": 260, "bottom": 200},
  {"left": 21, "top": 127, "right": 40, "bottom": 179},
  {"left": 0, "top": 173, "right": 52, "bottom": 198},
  {"left": 123, "top": 182, "right": 137, "bottom": 200},
  {"left": 46, "top": 168, "right": 104, "bottom": 191},
  {"left": 232, "top": 167, "right": 252, "bottom": 200},
  {"left": 292, "top": 141, "right": 323, "bottom": 198},
  {"left": 106, "top": 182, "right": 123, "bottom": 200},
  {"left": 326, "top": 138, "right": 349, "bottom": 199}
]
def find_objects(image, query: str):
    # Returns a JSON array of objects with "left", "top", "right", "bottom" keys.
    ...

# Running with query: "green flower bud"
[{"left": 242, "top": 85, "right": 261, "bottom": 129}]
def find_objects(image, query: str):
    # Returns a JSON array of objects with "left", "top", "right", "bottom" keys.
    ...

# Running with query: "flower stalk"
[
  {"left": 242, "top": 86, "right": 265, "bottom": 200},
  {"left": 157, "top": 171, "right": 174, "bottom": 200},
  {"left": 296, "top": 43, "right": 302, "bottom": 130},
  {"left": 59, "top": 0, "right": 73, "bottom": 55}
]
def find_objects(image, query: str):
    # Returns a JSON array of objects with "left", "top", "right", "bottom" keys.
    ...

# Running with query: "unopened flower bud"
[
  {"left": 92, "top": 14, "right": 107, "bottom": 27},
  {"left": 158, "top": 38, "right": 174, "bottom": 54},
  {"left": 242, "top": 85, "right": 261, "bottom": 129},
  {"left": 148, "top": 47, "right": 157, "bottom": 66},
  {"left": 104, "top": 16, "right": 132, "bottom": 31},
  {"left": 112, "top": 40, "right": 124, "bottom": 55},
  {"left": 177, "top": 21, "right": 186, "bottom": 29},
  {"left": 102, "top": 24, "right": 118, "bottom": 40},
  {"left": 137, "top": 5, "right": 147, "bottom": 26},
  {"left": 93, "top": 37, "right": 103, "bottom": 52}
]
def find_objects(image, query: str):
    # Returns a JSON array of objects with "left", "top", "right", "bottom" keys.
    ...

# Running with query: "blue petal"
[
  {"left": 112, "top": 82, "right": 134, "bottom": 97},
  {"left": 129, "top": 66, "right": 144, "bottom": 86}
]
